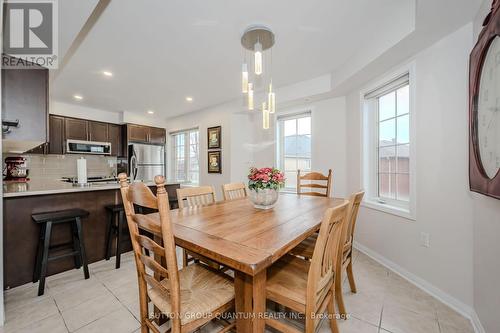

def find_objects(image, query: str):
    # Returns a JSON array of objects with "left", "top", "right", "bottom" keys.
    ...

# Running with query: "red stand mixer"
[{"left": 4, "top": 156, "right": 29, "bottom": 181}]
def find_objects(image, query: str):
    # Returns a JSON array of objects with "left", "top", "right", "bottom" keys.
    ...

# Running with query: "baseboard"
[{"left": 353, "top": 241, "right": 485, "bottom": 333}]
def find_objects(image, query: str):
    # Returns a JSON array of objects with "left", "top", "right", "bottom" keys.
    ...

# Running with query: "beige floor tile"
[
  {"left": 3, "top": 297, "right": 59, "bottom": 331},
  {"left": 435, "top": 302, "right": 474, "bottom": 333},
  {"left": 46, "top": 269, "right": 94, "bottom": 295},
  {"left": 341, "top": 289, "right": 383, "bottom": 326},
  {"left": 107, "top": 279, "right": 139, "bottom": 305},
  {"left": 61, "top": 293, "right": 122, "bottom": 332},
  {"left": 439, "top": 321, "right": 475, "bottom": 333},
  {"left": 74, "top": 307, "right": 140, "bottom": 333},
  {"left": 8, "top": 314, "right": 68, "bottom": 333},
  {"left": 381, "top": 303, "right": 440, "bottom": 333},
  {"left": 53, "top": 279, "right": 111, "bottom": 311},
  {"left": 336, "top": 317, "right": 379, "bottom": 333},
  {"left": 4, "top": 283, "right": 52, "bottom": 312}
]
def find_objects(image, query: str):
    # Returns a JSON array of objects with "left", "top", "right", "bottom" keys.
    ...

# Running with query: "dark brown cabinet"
[
  {"left": 149, "top": 127, "right": 166, "bottom": 144},
  {"left": 88, "top": 121, "right": 108, "bottom": 142},
  {"left": 65, "top": 118, "right": 88, "bottom": 141},
  {"left": 108, "top": 124, "right": 124, "bottom": 156},
  {"left": 48, "top": 115, "right": 65, "bottom": 154},
  {"left": 127, "top": 124, "right": 166, "bottom": 145},
  {"left": 127, "top": 124, "right": 149, "bottom": 143}
]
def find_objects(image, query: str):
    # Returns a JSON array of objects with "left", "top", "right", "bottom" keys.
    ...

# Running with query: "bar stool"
[
  {"left": 104, "top": 204, "right": 127, "bottom": 269},
  {"left": 32, "top": 208, "right": 90, "bottom": 296}
]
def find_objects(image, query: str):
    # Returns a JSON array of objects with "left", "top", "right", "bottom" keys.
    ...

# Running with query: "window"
[
  {"left": 277, "top": 112, "right": 312, "bottom": 191},
  {"left": 362, "top": 70, "right": 414, "bottom": 218},
  {"left": 171, "top": 128, "right": 199, "bottom": 184}
]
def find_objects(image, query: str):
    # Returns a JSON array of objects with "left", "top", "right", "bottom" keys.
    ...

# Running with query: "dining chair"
[
  {"left": 297, "top": 169, "right": 333, "bottom": 197},
  {"left": 222, "top": 182, "right": 247, "bottom": 201},
  {"left": 265, "top": 200, "right": 350, "bottom": 333},
  {"left": 291, "top": 190, "right": 365, "bottom": 316},
  {"left": 118, "top": 174, "right": 235, "bottom": 333},
  {"left": 176, "top": 186, "right": 222, "bottom": 269}
]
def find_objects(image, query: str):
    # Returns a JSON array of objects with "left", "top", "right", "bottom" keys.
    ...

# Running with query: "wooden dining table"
[{"left": 143, "top": 193, "right": 346, "bottom": 333}]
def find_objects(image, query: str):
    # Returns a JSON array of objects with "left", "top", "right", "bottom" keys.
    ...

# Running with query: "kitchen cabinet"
[
  {"left": 88, "top": 121, "right": 108, "bottom": 142},
  {"left": 1, "top": 57, "right": 49, "bottom": 153},
  {"left": 127, "top": 124, "right": 149, "bottom": 143},
  {"left": 65, "top": 118, "right": 88, "bottom": 141},
  {"left": 149, "top": 127, "right": 166, "bottom": 144},
  {"left": 108, "top": 124, "right": 124, "bottom": 156},
  {"left": 127, "top": 124, "right": 166, "bottom": 145},
  {"left": 48, "top": 115, "right": 65, "bottom": 154}
]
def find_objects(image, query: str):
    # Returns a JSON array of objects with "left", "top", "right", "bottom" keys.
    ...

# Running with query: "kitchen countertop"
[{"left": 3, "top": 179, "right": 180, "bottom": 198}]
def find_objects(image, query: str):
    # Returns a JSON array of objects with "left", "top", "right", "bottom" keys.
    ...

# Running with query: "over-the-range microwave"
[{"left": 66, "top": 139, "right": 111, "bottom": 155}]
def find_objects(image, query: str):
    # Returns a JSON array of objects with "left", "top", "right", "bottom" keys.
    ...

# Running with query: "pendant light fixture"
[
  {"left": 262, "top": 102, "right": 270, "bottom": 129},
  {"left": 241, "top": 26, "right": 276, "bottom": 129},
  {"left": 241, "top": 63, "right": 248, "bottom": 93},
  {"left": 247, "top": 82, "right": 254, "bottom": 110}
]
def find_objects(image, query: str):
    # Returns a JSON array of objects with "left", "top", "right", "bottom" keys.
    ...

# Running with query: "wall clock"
[{"left": 470, "top": 0, "right": 500, "bottom": 199}]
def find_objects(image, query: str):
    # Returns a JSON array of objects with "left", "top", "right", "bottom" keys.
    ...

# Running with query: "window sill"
[{"left": 361, "top": 199, "right": 416, "bottom": 221}]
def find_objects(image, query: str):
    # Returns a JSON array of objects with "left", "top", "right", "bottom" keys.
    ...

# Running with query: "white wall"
[
  {"left": 50, "top": 101, "right": 121, "bottom": 123},
  {"left": 472, "top": 2, "right": 500, "bottom": 332},
  {"left": 346, "top": 24, "right": 475, "bottom": 310}
]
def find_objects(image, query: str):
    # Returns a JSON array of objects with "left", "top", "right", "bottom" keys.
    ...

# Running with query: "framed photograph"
[
  {"left": 207, "top": 126, "right": 221, "bottom": 149},
  {"left": 208, "top": 151, "right": 222, "bottom": 174}
]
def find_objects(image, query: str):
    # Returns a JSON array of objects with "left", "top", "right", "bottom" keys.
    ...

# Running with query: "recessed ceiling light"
[
  {"left": 102, "top": 71, "right": 113, "bottom": 77},
  {"left": 186, "top": 96, "right": 193, "bottom": 102},
  {"left": 147, "top": 110, "right": 154, "bottom": 114},
  {"left": 73, "top": 95, "right": 83, "bottom": 100}
]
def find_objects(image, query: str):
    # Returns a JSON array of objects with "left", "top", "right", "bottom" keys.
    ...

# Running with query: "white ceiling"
[{"left": 51, "top": 0, "right": 416, "bottom": 119}]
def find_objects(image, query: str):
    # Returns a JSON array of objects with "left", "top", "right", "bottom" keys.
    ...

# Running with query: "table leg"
[{"left": 235, "top": 270, "right": 266, "bottom": 333}]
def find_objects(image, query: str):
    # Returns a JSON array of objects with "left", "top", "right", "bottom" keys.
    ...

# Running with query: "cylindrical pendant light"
[
  {"left": 242, "top": 63, "right": 249, "bottom": 93},
  {"left": 247, "top": 83, "right": 254, "bottom": 110},
  {"left": 268, "top": 83, "right": 276, "bottom": 114},
  {"left": 254, "top": 41, "right": 263, "bottom": 75},
  {"left": 262, "top": 102, "right": 270, "bottom": 129}
]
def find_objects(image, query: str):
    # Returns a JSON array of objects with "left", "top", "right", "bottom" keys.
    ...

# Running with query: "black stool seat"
[
  {"left": 32, "top": 209, "right": 90, "bottom": 296},
  {"left": 32, "top": 209, "right": 89, "bottom": 223}
]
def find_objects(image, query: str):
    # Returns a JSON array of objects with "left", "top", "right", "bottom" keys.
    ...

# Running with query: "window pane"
[
  {"left": 396, "top": 174, "right": 410, "bottom": 201},
  {"left": 297, "top": 134, "right": 311, "bottom": 157},
  {"left": 397, "top": 144, "right": 410, "bottom": 173},
  {"left": 378, "top": 146, "right": 396, "bottom": 173},
  {"left": 397, "top": 85, "right": 409, "bottom": 115},
  {"left": 379, "top": 119, "right": 396, "bottom": 146},
  {"left": 284, "top": 157, "right": 297, "bottom": 171},
  {"left": 284, "top": 119, "right": 296, "bottom": 136},
  {"left": 284, "top": 136, "right": 298, "bottom": 155},
  {"left": 379, "top": 91, "right": 396, "bottom": 121},
  {"left": 397, "top": 114, "right": 409, "bottom": 144},
  {"left": 297, "top": 158, "right": 311, "bottom": 170},
  {"left": 284, "top": 171, "right": 297, "bottom": 189},
  {"left": 297, "top": 117, "right": 311, "bottom": 135},
  {"left": 379, "top": 173, "right": 396, "bottom": 199}
]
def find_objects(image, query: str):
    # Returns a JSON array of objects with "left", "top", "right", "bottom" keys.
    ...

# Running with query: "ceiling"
[{"left": 51, "top": 0, "right": 481, "bottom": 120}]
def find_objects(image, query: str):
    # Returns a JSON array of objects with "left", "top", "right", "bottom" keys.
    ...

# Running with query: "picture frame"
[
  {"left": 207, "top": 126, "right": 221, "bottom": 149},
  {"left": 208, "top": 150, "right": 222, "bottom": 174}
]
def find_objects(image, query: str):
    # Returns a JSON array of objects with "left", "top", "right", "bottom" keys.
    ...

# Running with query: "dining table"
[{"left": 143, "top": 193, "right": 346, "bottom": 333}]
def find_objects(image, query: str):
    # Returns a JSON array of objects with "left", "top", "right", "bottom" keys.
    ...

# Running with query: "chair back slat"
[
  {"left": 118, "top": 173, "right": 182, "bottom": 331},
  {"left": 343, "top": 191, "right": 365, "bottom": 251},
  {"left": 297, "top": 169, "right": 333, "bottom": 197},
  {"left": 306, "top": 200, "right": 349, "bottom": 314},
  {"left": 177, "top": 186, "right": 216, "bottom": 209},
  {"left": 222, "top": 182, "right": 247, "bottom": 201}
]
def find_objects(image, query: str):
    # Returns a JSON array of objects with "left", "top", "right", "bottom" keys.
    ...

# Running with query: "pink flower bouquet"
[{"left": 248, "top": 167, "right": 285, "bottom": 191}]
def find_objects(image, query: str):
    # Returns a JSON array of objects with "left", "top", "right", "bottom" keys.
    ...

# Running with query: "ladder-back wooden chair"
[
  {"left": 221, "top": 182, "right": 247, "bottom": 201},
  {"left": 290, "top": 190, "right": 365, "bottom": 316},
  {"left": 118, "top": 174, "right": 234, "bottom": 333},
  {"left": 297, "top": 169, "right": 333, "bottom": 197},
  {"left": 176, "top": 186, "right": 222, "bottom": 269},
  {"left": 265, "top": 200, "right": 349, "bottom": 333}
]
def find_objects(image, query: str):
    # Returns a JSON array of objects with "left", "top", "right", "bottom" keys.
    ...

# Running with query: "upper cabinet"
[
  {"left": 126, "top": 124, "right": 165, "bottom": 145},
  {"left": 65, "top": 118, "right": 89, "bottom": 141},
  {"left": 108, "top": 124, "right": 124, "bottom": 156},
  {"left": 1, "top": 59, "right": 49, "bottom": 153},
  {"left": 48, "top": 115, "right": 65, "bottom": 154},
  {"left": 88, "top": 121, "right": 108, "bottom": 142}
]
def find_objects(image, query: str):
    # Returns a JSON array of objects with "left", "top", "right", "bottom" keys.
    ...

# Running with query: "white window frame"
[
  {"left": 361, "top": 63, "right": 416, "bottom": 220},
  {"left": 276, "top": 111, "right": 312, "bottom": 192},
  {"left": 170, "top": 128, "right": 199, "bottom": 185}
]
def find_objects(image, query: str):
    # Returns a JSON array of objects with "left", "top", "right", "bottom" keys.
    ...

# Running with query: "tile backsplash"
[{"left": 4, "top": 154, "right": 118, "bottom": 180}]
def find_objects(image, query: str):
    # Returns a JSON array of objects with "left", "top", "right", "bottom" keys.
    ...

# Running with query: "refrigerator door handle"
[{"left": 130, "top": 155, "right": 138, "bottom": 181}]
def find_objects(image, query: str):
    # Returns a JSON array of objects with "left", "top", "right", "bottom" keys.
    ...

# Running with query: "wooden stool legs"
[
  {"left": 37, "top": 221, "right": 52, "bottom": 296},
  {"left": 75, "top": 217, "right": 90, "bottom": 279},
  {"left": 105, "top": 208, "right": 126, "bottom": 269}
]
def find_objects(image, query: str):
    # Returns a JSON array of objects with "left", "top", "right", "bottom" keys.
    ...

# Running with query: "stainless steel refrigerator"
[{"left": 128, "top": 143, "right": 165, "bottom": 182}]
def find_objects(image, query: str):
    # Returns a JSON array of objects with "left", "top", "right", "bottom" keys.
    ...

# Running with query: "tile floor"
[{"left": 1, "top": 248, "right": 474, "bottom": 333}]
